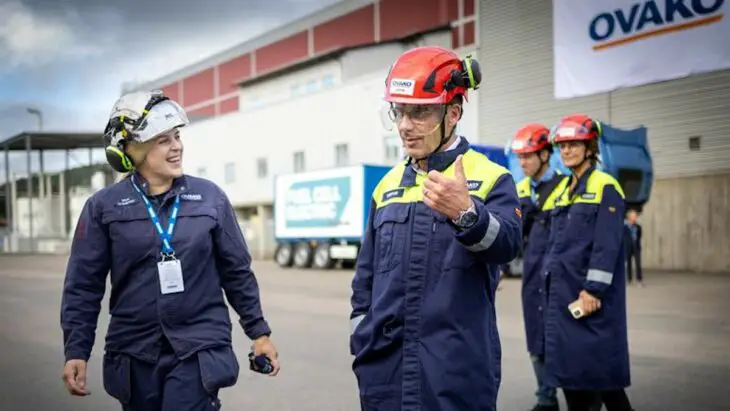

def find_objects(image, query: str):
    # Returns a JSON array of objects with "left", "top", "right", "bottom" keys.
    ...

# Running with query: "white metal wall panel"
[
  {"left": 238, "top": 60, "right": 342, "bottom": 111},
  {"left": 181, "top": 69, "right": 389, "bottom": 207},
  {"left": 342, "top": 30, "right": 451, "bottom": 82},
  {"left": 610, "top": 70, "right": 730, "bottom": 178},
  {"left": 477, "top": 0, "right": 609, "bottom": 149},
  {"left": 342, "top": 43, "right": 405, "bottom": 82},
  {"left": 477, "top": 0, "right": 730, "bottom": 178}
]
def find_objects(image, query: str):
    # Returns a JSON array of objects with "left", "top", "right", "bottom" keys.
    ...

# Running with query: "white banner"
[{"left": 553, "top": 0, "right": 730, "bottom": 99}]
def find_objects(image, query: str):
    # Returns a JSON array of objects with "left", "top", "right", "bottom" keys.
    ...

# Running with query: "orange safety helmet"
[
  {"left": 551, "top": 113, "right": 603, "bottom": 143},
  {"left": 511, "top": 123, "right": 552, "bottom": 154},
  {"left": 384, "top": 46, "right": 481, "bottom": 105}
]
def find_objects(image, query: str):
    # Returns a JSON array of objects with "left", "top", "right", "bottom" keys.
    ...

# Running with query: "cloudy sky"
[{"left": 0, "top": 0, "right": 337, "bottom": 178}]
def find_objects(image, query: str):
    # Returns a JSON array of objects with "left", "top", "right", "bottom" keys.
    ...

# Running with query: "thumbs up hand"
[{"left": 423, "top": 155, "right": 474, "bottom": 220}]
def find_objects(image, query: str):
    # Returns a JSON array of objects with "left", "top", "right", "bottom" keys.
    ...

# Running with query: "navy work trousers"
[
  {"left": 530, "top": 354, "right": 559, "bottom": 406},
  {"left": 103, "top": 338, "right": 239, "bottom": 411}
]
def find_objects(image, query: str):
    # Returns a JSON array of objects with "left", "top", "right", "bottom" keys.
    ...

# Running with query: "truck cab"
[{"left": 469, "top": 143, "right": 509, "bottom": 169}]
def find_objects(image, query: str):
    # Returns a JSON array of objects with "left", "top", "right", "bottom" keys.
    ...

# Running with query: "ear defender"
[
  {"left": 444, "top": 55, "right": 483, "bottom": 92},
  {"left": 103, "top": 115, "right": 135, "bottom": 173},
  {"left": 593, "top": 119, "right": 603, "bottom": 137},
  {"left": 583, "top": 118, "right": 602, "bottom": 139},
  {"left": 105, "top": 144, "right": 135, "bottom": 173},
  {"left": 462, "top": 54, "right": 482, "bottom": 90}
]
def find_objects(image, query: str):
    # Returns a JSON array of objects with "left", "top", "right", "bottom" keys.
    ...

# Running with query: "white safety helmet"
[{"left": 103, "top": 90, "right": 189, "bottom": 173}]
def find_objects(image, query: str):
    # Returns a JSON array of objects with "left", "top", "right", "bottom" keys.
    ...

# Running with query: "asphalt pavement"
[{"left": 0, "top": 254, "right": 727, "bottom": 411}]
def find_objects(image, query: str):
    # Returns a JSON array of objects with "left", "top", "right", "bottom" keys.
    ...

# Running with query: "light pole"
[
  {"left": 25, "top": 107, "right": 42, "bottom": 253},
  {"left": 26, "top": 107, "right": 43, "bottom": 131}
]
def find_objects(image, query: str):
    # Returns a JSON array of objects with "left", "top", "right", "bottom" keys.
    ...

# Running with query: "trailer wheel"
[
  {"left": 312, "top": 243, "right": 335, "bottom": 269},
  {"left": 293, "top": 241, "right": 314, "bottom": 269},
  {"left": 275, "top": 243, "right": 294, "bottom": 268}
]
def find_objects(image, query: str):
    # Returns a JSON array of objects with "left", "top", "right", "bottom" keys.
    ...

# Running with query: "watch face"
[{"left": 460, "top": 211, "right": 478, "bottom": 227}]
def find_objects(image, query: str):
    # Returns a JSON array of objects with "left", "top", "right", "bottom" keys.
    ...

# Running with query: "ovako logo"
[
  {"left": 181, "top": 193, "right": 202, "bottom": 201},
  {"left": 389, "top": 78, "right": 415, "bottom": 96},
  {"left": 589, "top": 0, "right": 724, "bottom": 51}
]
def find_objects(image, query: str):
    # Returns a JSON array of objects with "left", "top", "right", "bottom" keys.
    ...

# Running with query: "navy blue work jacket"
[
  {"left": 349, "top": 137, "right": 523, "bottom": 411},
  {"left": 60, "top": 173, "right": 271, "bottom": 363}
]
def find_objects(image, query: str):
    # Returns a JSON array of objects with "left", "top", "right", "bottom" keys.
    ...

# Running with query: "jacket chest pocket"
[
  {"left": 173, "top": 205, "right": 218, "bottom": 255},
  {"left": 102, "top": 204, "right": 219, "bottom": 263},
  {"left": 103, "top": 207, "right": 158, "bottom": 262},
  {"left": 373, "top": 205, "right": 410, "bottom": 274},
  {"left": 566, "top": 205, "right": 597, "bottom": 241}
]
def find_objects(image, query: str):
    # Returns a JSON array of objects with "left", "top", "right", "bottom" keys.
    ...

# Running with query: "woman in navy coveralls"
[{"left": 60, "top": 90, "right": 280, "bottom": 411}]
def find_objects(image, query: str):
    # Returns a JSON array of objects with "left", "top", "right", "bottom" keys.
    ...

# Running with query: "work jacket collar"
[
  {"left": 129, "top": 171, "right": 189, "bottom": 201},
  {"left": 569, "top": 165, "right": 597, "bottom": 198},
  {"left": 400, "top": 136, "right": 471, "bottom": 187}
]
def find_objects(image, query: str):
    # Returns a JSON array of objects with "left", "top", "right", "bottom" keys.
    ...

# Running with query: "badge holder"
[
  {"left": 131, "top": 177, "right": 185, "bottom": 296},
  {"left": 158, "top": 251, "right": 184, "bottom": 295}
]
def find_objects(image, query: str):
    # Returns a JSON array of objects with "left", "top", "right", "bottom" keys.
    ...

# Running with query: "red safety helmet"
[
  {"left": 383, "top": 46, "right": 481, "bottom": 105},
  {"left": 511, "top": 123, "right": 551, "bottom": 154},
  {"left": 551, "top": 113, "right": 602, "bottom": 143}
]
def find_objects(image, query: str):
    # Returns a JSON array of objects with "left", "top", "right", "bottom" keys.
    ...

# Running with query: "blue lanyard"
[{"left": 131, "top": 176, "right": 180, "bottom": 256}]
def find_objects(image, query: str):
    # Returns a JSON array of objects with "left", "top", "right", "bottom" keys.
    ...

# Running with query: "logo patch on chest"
[
  {"left": 181, "top": 193, "right": 202, "bottom": 201},
  {"left": 581, "top": 193, "right": 596, "bottom": 200},
  {"left": 382, "top": 188, "right": 405, "bottom": 202},
  {"left": 466, "top": 180, "right": 483, "bottom": 191},
  {"left": 115, "top": 197, "right": 137, "bottom": 207}
]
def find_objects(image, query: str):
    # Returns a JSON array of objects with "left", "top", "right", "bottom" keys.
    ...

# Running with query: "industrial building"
[{"left": 127, "top": 0, "right": 730, "bottom": 273}]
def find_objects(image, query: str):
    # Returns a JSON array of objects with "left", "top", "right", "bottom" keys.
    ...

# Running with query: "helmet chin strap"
[
  {"left": 570, "top": 145, "right": 594, "bottom": 179},
  {"left": 534, "top": 158, "right": 549, "bottom": 179},
  {"left": 414, "top": 111, "right": 454, "bottom": 163}
]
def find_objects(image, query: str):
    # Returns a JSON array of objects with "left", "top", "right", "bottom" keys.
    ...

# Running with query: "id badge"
[{"left": 158, "top": 259, "right": 184, "bottom": 295}]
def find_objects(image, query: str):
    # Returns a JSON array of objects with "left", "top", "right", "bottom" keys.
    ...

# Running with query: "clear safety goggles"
[
  {"left": 379, "top": 102, "right": 446, "bottom": 136},
  {"left": 549, "top": 122, "right": 591, "bottom": 143},
  {"left": 130, "top": 99, "right": 190, "bottom": 143}
]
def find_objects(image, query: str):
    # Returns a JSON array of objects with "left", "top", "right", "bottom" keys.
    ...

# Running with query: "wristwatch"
[{"left": 453, "top": 201, "right": 478, "bottom": 229}]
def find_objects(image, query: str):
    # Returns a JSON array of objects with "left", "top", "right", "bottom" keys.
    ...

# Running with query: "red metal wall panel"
[
  {"left": 451, "top": 27, "right": 460, "bottom": 49},
  {"left": 463, "top": 21, "right": 475, "bottom": 46},
  {"left": 219, "top": 96, "right": 239, "bottom": 115},
  {"left": 447, "top": 0, "right": 459, "bottom": 21},
  {"left": 157, "top": 0, "right": 479, "bottom": 121},
  {"left": 379, "top": 0, "right": 451, "bottom": 42},
  {"left": 464, "top": 0, "right": 475, "bottom": 18},
  {"left": 218, "top": 54, "right": 252, "bottom": 96},
  {"left": 255, "top": 31, "right": 309, "bottom": 74},
  {"left": 162, "top": 83, "right": 179, "bottom": 102},
  {"left": 313, "top": 5, "right": 375, "bottom": 54},
  {"left": 182, "top": 68, "right": 215, "bottom": 107},
  {"left": 186, "top": 103, "right": 216, "bottom": 119}
]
